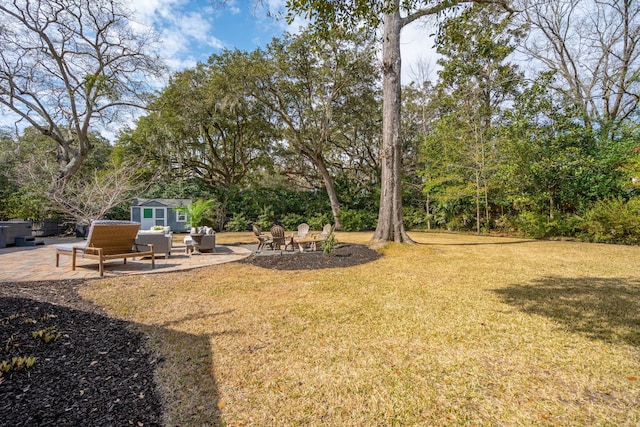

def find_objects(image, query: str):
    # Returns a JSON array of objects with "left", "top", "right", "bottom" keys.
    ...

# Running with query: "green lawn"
[{"left": 83, "top": 232, "right": 640, "bottom": 426}]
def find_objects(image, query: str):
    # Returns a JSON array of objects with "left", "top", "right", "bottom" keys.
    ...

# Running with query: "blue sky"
[
  {"left": 129, "top": 0, "right": 302, "bottom": 71},
  {"left": 129, "top": 0, "right": 438, "bottom": 83}
]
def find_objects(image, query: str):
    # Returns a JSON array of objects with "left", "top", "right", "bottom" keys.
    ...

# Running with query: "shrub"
[
  {"left": 515, "top": 211, "right": 549, "bottom": 238},
  {"left": 516, "top": 211, "right": 584, "bottom": 239},
  {"left": 493, "top": 214, "right": 512, "bottom": 232},
  {"left": 323, "top": 231, "right": 338, "bottom": 255},
  {"left": 339, "top": 208, "right": 377, "bottom": 231},
  {"left": 281, "top": 213, "right": 305, "bottom": 231},
  {"left": 446, "top": 213, "right": 474, "bottom": 232},
  {"left": 403, "top": 206, "right": 427, "bottom": 230},
  {"left": 225, "top": 213, "right": 250, "bottom": 232},
  {"left": 307, "top": 212, "right": 332, "bottom": 231},
  {"left": 546, "top": 215, "right": 583, "bottom": 237},
  {"left": 581, "top": 197, "right": 640, "bottom": 244},
  {"left": 255, "top": 207, "right": 275, "bottom": 231}
]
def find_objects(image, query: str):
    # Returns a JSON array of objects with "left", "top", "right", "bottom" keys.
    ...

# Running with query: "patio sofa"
[
  {"left": 135, "top": 228, "right": 173, "bottom": 259},
  {"left": 0, "top": 221, "right": 33, "bottom": 247}
]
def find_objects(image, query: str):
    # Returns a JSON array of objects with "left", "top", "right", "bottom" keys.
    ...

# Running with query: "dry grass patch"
[{"left": 82, "top": 232, "right": 640, "bottom": 426}]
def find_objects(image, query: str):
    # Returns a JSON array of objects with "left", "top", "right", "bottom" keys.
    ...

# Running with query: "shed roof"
[{"left": 131, "top": 198, "right": 192, "bottom": 208}]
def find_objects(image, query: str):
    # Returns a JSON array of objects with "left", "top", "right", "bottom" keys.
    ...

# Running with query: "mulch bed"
[
  {"left": 240, "top": 243, "right": 381, "bottom": 270},
  {"left": 0, "top": 243, "right": 380, "bottom": 426},
  {"left": 0, "top": 280, "right": 163, "bottom": 427}
]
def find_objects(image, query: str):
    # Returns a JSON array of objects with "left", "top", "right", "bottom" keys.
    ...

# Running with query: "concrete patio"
[{"left": 0, "top": 237, "right": 252, "bottom": 282}]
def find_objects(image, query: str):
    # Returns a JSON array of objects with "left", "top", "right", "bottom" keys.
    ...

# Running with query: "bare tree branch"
[
  {"left": 0, "top": 0, "right": 164, "bottom": 189},
  {"left": 518, "top": 0, "right": 640, "bottom": 129},
  {"left": 49, "top": 158, "right": 155, "bottom": 225}
]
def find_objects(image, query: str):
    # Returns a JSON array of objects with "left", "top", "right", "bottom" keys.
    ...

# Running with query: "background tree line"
[{"left": 1, "top": 0, "right": 639, "bottom": 243}]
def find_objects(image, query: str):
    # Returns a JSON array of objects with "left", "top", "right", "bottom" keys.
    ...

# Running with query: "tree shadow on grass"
[
  {"left": 0, "top": 291, "right": 224, "bottom": 426},
  {"left": 494, "top": 276, "right": 640, "bottom": 348}
]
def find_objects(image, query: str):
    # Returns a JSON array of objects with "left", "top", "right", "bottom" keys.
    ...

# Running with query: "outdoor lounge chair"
[
  {"left": 253, "top": 225, "right": 272, "bottom": 252},
  {"left": 293, "top": 223, "right": 316, "bottom": 252},
  {"left": 55, "top": 220, "right": 155, "bottom": 276}
]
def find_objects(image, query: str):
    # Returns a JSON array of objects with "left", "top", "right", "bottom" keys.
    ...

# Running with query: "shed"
[{"left": 130, "top": 198, "right": 192, "bottom": 233}]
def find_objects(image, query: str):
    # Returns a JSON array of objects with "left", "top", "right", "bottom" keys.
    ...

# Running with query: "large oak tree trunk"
[
  {"left": 315, "top": 155, "right": 343, "bottom": 230},
  {"left": 373, "top": 9, "right": 414, "bottom": 244}
]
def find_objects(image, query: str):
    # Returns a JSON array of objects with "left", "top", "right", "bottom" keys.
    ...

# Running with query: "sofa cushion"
[{"left": 137, "top": 230, "right": 165, "bottom": 235}]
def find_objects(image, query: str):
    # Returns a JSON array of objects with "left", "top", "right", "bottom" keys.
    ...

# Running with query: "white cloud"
[
  {"left": 128, "top": 0, "right": 224, "bottom": 71},
  {"left": 129, "top": 0, "right": 183, "bottom": 21},
  {"left": 177, "top": 12, "right": 225, "bottom": 49},
  {"left": 157, "top": 28, "right": 198, "bottom": 70},
  {"left": 223, "top": 0, "right": 241, "bottom": 14},
  {"left": 265, "top": 0, "right": 287, "bottom": 11}
]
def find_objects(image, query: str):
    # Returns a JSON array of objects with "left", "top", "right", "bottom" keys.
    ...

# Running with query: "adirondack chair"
[
  {"left": 55, "top": 220, "right": 155, "bottom": 276},
  {"left": 270, "top": 225, "right": 293, "bottom": 253},
  {"left": 314, "top": 223, "right": 334, "bottom": 251},
  {"left": 292, "top": 223, "right": 316, "bottom": 252},
  {"left": 319, "top": 223, "right": 333, "bottom": 239},
  {"left": 253, "top": 225, "right": 272, "bottom": 252},
  {"left": 296, "top": 223, "right": 310, "bottom": 239}
]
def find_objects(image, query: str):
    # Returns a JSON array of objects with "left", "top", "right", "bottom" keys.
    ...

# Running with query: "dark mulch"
[
  {"left": 240, "top": 243, "right": 382, "bottom": 270},
  {"left": 0, "top": 280, "right": 163, "bottom": 427},
  {"left": 0, "top": 244, "right": 378, "bottom": 426}
]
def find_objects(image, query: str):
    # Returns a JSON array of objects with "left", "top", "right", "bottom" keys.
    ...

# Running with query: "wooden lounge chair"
[
  {"left": 293, "top": 223, "right": 317, "bottom": 252},
  {"left": 56, "top": 220, "right": 155, "bottom": 276},
  {"left": 253, "top": 225, "right": 273, "bottom": 252}
]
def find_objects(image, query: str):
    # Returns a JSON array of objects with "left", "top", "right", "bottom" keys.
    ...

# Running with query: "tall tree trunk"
[
  {"left": 315, "top": 155, "right": 342, "bottom": 230},
  {"left": 426, "top": 192, "right": 431, "bottom": 230},
  {"left": 484, "top": 177, "right": 490, "bottom": 231},
  {"left": 476, "top": 169, "right": 481, "bottom": 235},
  {"left": 373, "top": 8, "right": 413, "bottom": 244}
]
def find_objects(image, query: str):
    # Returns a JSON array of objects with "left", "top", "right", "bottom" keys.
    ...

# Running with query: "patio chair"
[
  {"left": 196, "top": 233, "right": 216, "bottom": 253},
  {"left": 320, "top": 223, "right": 333, "bottom": 239},
  {"left": 314, "top": 223, "right": 334, "bottom": 250},
  {"left": 270, "top": 225, "right": 293, "bottom": 253},
  {"left": 55, "top": 220, "right": 155, "bottom": 276},
  {"left": 292, "top": 223, "right": 315, "bottom": 252},
  {"left": 135, "top": 229, "right": 172, "bottom": 259},
  {"left": 296, "top": 223, "right": 310, "bottom": 239},
  {"left": 253, "top": 225, "right": 272, "bottom": 252}
]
